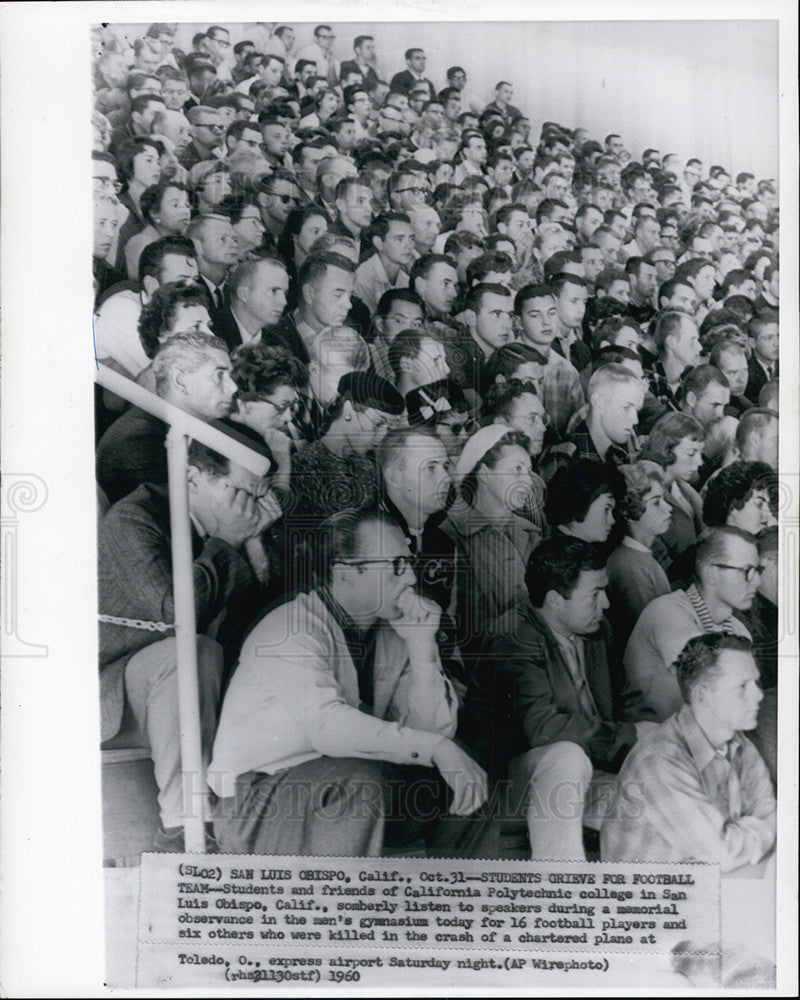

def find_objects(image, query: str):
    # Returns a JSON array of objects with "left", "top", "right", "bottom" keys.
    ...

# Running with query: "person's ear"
[
  {"left": 685, "top": 390, "right": 698, "bottom": 410},
  {"left": 463, "top": 307, "right": 476, "bottom": 329},
  {"left": 141, "top": 275, "right": 158, "bottom": 299},
  {"left": 186, "top": 465, "right": 201, "bottom": 494},
  {"left": 543, "top": 589, "right": 563, "bottom": 614},
  {"left": 342, "top": 399, "right": 354, "bottom": 422},
  {"left": 372, "top": 234, "right": 383, "bottom": 255}
]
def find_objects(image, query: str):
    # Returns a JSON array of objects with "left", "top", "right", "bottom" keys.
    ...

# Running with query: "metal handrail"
[{"left": 97, "top": 363, "right": 268, "bottom": 852}]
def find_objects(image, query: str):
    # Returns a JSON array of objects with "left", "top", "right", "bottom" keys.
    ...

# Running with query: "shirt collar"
[
  {"left": 622, "top": 535, "right": 651, "bottom": 553},
  {"left": 676, "top": 703, "right": 743, "bottom": 772}
]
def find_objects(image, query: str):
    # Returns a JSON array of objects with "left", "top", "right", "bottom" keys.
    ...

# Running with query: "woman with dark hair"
[
  {"left": 444, "top": 425, "right": 540, "bottom": 643},
  {"left": 114, "top": 136, "right": 165, "bottom": 268},
  {"left": 123, "top": 180, "right": 191, "bottom": 279},
  {"left": 605, "top": 461, "right": 673, "bottom": 653},
  {"left": 640, "top": 411, "right": 706, "bottom": 571},
  {"left": 276, "top": 204, "right": 330, "bottom": 306},
  {"left": 544, "top": 459, "right": 625, "bottom": 548},
  {"left": 135, "top": 280, "right": 214, "bottom": 391}
]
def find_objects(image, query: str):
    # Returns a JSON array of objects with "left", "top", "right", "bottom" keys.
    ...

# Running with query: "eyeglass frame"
[
  {"left": 94, "top": 175, "right": 123, "bottom": 193},
  {"left": 712, "top": 563, "right": 763, "bottom": 582},
  {"left": 335, "top": 555, "right": 414, "bottom": 577}
]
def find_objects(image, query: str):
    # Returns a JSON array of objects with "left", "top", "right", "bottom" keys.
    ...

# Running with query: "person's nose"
[
  {"left": 223, "top": 373, "right": 238, "bottom": 396},
  {"left": 598, "top": 591, "right": 610, "bottom": 612}
]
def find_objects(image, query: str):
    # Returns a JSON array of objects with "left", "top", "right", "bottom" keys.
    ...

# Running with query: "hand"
[
  {"left": 254, "top": 489, "right": 283, "bottom": 531},
  {"left": 209, "top": 486, "right": 271, "bottom": 548},
  {"left": 387, "top": 589, "right": 441, "bottom": 653},
  {"left": 432, "top": 739, "right": 488, "bottom": 816}
]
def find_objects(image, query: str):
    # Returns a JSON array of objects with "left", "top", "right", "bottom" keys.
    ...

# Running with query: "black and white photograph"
[{"left": 1, "top": 2, "right": 797, "bottom": 995}]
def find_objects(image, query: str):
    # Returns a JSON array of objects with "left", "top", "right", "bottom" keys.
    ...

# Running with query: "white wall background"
[{"left": 112, "top": 19, "right": 779, "bottom": 180}]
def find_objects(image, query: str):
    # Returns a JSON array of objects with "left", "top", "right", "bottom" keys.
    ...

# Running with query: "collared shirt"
[
  {"left": 549, "top": 628, "right": 599, "bottom": 720},
  {"left": 601, "top": 703, "right": 776, "bottom": 871},
  {"left": 229, "top": 305, "right": 261, "bottom": 346},
  {"left": 318, "top": 585, "right": 378, "bottom": 708},
  {"left": 646, "top": 358, "right": 681, "bottom": 410},
  {"left": 686, "top": 582, "right": 735, "bottom": 634},
  {"left": 355, "top": 253, "right": 409, "bottom": 314}
]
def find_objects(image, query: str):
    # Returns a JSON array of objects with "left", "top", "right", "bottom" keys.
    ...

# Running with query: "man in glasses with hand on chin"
[{"left": 210, "top": 505, "right": 493, "bottom": 858}]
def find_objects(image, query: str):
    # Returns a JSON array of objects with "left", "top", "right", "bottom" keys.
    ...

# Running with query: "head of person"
[
  {"left": 315, "top": 507, "right": 418, "bottom": 622},
  {"left": 228, "top": 256, "right": 288, "bottom": 326},
  {"left": 138, "top": 235, "right": 199, "bottom": 294},
  {"left": 374, "top": 287, "right": 425, "bottom": 344},
  {"left": 185, "top": 213, "right": 239, "bottom": 275},
  {"left": 641, "top": 411, "right": 707, "bottom": 484},
  {"left": 369, "top": 211, "right": 416, "bottom": 270},
  {"left": 703, "top": 461, "right": 776, "bottom": 534},
  {"left": 592, "top": 315, "right": 641, "bottom": 354},
  {"left": 694, "top": 526, "right": 762, "bottom": 614},
  {"left": 586, "top": 363, "right": 645, "bottom": 444},
  {"left": 482, "top": 379, "right": 548, "bottom": 458},
  {"left": 515, "top": 283, "right": 559, "bottom": 348},
  {"left": 334, "top": 175, "right": 374, "bottom": 233},
  {"left": 625, "top": 255, "right": 657, "bottom": 302},
  {"left": 152, "top": 330, "right": 235, "bottom": 418},
  {"left": 138, "top": 280, "right": 213, "bottom": 358},
  {"left": 189, "top": 161, "right": 231, "bottom": 212},
  {"left": 617, "top": 460, "right": 672, "bottom": 540},
  {"left": 525, "top": 536, "right": 609, "bottom": 635},
  {"left": 496, "top": 202, "right": 533, "bottom": 256},
  {"left": 550, "top": 272, "right": 589, "bottom": 330},
  {"left": 681, "top": 364, "right": 730, "bottom": 429},
  {"left": 464, "top": 283, "right": 514, "bottom": 354},
  {"left": 677, "top": 257, "right": 717, "bottom": 305},
  {"left": 139, "top": 180, "right": 191, "bottom": 235},
  {"left": 407, "top": 204, "right": 442, "bottom": 254},
  {"left": 735, "top": 408, "right": 779, "bottom": 469},
  {"left": 546, "top": 459, "right": 624, "bottom": 544},
  {"left": 231, "top": 342, "right": 306, "bottom": 431},
  {"left": 275, "top": 204, "right": 328, "bottom": 265},
  {"left": 297, "top": 250, "right": 357, "bottom": 327},
  {"left": 93, "top": 194, "right": 120, "bottom": 259},
  {"left": 674, "top": 633, "right": 762, "bottom": 734},
  {"left": 453, "top": 425, "right": 532, "bottom": 514},
  {"left": 707, "top": 336, "right": 748, "bottom": 398},
  {"left": 388, "top": 327, "right": 450, "bottom": 389},
  {"left": 377, "top": 427, "right": 452, "bottom": 521},
  {"left": 326, "top": 370, "right": 405, "bottom": 452},
  {"left": 409, "top": 254, "right": 459, "bottom": 318},
  {"left": 186, "top": 434, "right": 276, "bottom": 533},
  {"left": 307, "top": 325, "right": 369, "bottom": 407},
  {"left": 654, "top": 310, "right": 703, "bottom": 368},
  {"left": 254, "top": 168, "right": 300, "bottom": 230},
  {"left": 150, "top": 108, "right": 192, "bottom": 156},
  {"left": 748, "top": 310, "right": 779, "bottom": 366},
  {"left": 116, "top": 136, "right": 162, "bottom": 192}
]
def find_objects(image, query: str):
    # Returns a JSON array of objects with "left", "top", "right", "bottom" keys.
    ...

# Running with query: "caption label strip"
[{"left": 135, "top": 854, "right": 719, "bottom": 988}]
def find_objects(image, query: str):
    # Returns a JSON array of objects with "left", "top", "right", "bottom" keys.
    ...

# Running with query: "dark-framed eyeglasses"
[
  {"left": 261, "top": 396, "right": 300, "bottom": 415},
  {"left": 712, "top": 563, "right": 763, "bottom": 582},
  {"left": 94, "top": 175, "right": 123, "bottom": 193},
  {"left": 336, "top": 555, "right": 414, "bottom": 576}
]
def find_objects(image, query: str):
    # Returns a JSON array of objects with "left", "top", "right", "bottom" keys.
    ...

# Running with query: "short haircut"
[
  {"left": 514, "top": 282, "right": 556, "bottom": 314},
  {"left": 115, "top": 136, "right": 160, "bottom": 185},
  {"left": 387, "top": 327, "right": 428, "bottom": 378},
  {"left": 593, "top": 314, "right": 638, "bottom": 350},
  {"left": 369, "top": 211, "right": 411, "bottom": 244},
  {"left": 674, "top": 633, "right": 755, "bottom": 704},
  {"left": 231, "top": 343, "right": 307, "bottom": 399},
  {"left": 375, "top": 286, "right": 424, "bottom": 318},
  {"left": 525, "top": 536, "right": 607, "bottom": 608},
  {"left": 187, "top": 439, "right": 230, "bottom": 478},
  {"left": 702, "top": 461, "right": 776, "bottom": 527},
  {"left": 139, "top": 235, "right": 197, "bottom": 284},
  {"left": 736, "top": 407, "right": 778, "bottom": 451},
  {"left": 466, "top": 251, "right": 514, "bottom": 287},
  {"left": 640, "top": 411, "right": 706, "bottom": 467},
  {"left": 694, "top": 525, "right": 758, "bottom": 581},
  {"left": 586, "top": 362, "right": 642, "bottom": 404},
  {"left": 409, "top": 253, "right": 457, "bottom": 293},
  {"left": 467, "top": 281, "right": 511, "bottom": 313},
  {"left": 354, "top": 34, "right": 373, "bottom": 49},
  {"left": 549, "top": 272, "right": 587, "bottom": 296},
  {"left": 749, "top": 309, "right": 779, "bottom": 338},
  {"left": 152, "top": 330, "right": 228, "bottom": 395},
  {"left": 376, "top": 426, "right": 441, "bottom": 471},
  {"left": 654, "top": 309, "right": 691, "bottom": 354},
  {"left": 314, "top": 506, "right": 398, "bottom": 584},
  {"left": 308, "top": 325, "right": 369, "bottom": 370},
  {"left": 482, "top": 377, "right": 540, "bottom": 422},
  {"left": 138, "top": 280, "right": 210, "bottom": 358},
  {"left": 297, "top": 250, "right": 356, "bottom": 291},
  {"left": 228, "top": 256, "right": 287, "bottom": 297},
  {"left": 681, "top": 363, "right": 729, "bottom": 399},
  {"left": 405, "top": 48, "right": 424, "bottom": 61}
]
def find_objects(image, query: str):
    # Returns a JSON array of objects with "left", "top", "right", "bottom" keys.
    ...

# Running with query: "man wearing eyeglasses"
[
  {"left": 181, "top": 105, "right": 225, "bottom": 170},
  {"left": 295, "top": 25, "right": 341, "bottom": 89},
  {"left": 624, "top": 525, "right": 756, "bottom": 721},
  {"left": 203, "top": 25, "right": 233, "bottom": 83},
  {"left": 255, "top": 169, "right": 301, "bottom": 242},
  {"left": 210, "top": 505, "right": 492, "bottom": 857}
]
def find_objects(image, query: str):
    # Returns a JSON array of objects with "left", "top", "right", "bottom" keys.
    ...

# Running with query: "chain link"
[{"left": 98, "top": 614, "right": 174, "bottom": 633}]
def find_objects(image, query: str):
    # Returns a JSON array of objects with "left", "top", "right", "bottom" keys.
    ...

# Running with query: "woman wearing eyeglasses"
[
  {"left": 229, "top": 344, "right": 309, "bottom": 492},
  {"left": 444, "top": 425, "right": 540, "bottom": 656}
]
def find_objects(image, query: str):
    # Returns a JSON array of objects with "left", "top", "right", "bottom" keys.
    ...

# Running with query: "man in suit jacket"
[
  {"left": 459, "top": 536, "right": 653, "bottom": 861},
  {"left": 210, "top": 506, "right": 491, "bottom": 857},
  {"left": 744, "top": 309, "right": 779, "bottom": 404},
  {"left": 389, "top": 47, "right": 436, "bottom": 100},
  {"left": 211, "top": 257, "right": 289, "bottom": 352},
  {"left": 99, "top": 439, "right": 277, "bottom": 848}
]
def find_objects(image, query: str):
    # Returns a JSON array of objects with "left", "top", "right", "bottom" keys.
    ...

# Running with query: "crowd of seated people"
[{"left": 94, "top": 21, "right": 780, "bottom": 867}]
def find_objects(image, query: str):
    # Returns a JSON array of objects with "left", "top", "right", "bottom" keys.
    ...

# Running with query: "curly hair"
[
  {"left": 674, "top": 632, "right": 754, "bottom": 704},
  {"left": 702, "top": 460, "right": 776, "bottom": 527},
  {"left": 138, "top": 280, "right": 210, "bottom": 358},
  {"left": 544, "top": 459, "right": 625, "bottom": 528},
  {"left": 231, "top": 343, "right": 308, "bottom": 400},
  {"left": 617, "top": 461, "right": 666, "bottom": 523},
  {"left": 525, "top": 535, "right": 607, "bottom": 609}
]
